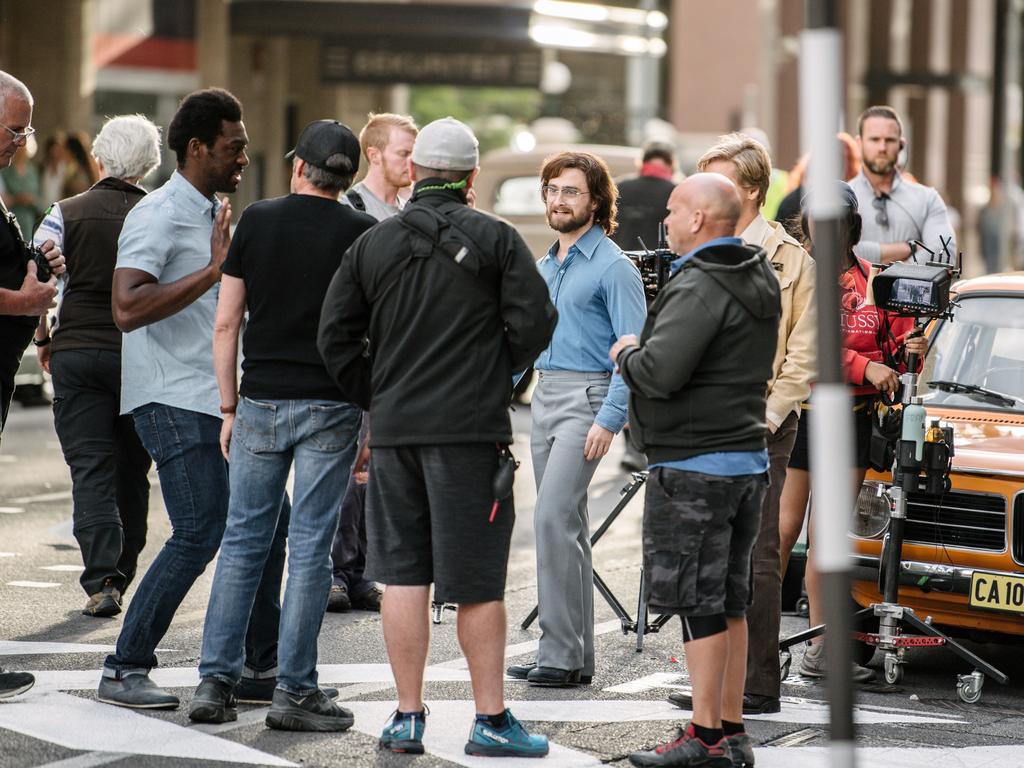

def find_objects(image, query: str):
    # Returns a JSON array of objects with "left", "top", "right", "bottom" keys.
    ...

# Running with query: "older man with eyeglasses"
[
  {"left": 850, "top": 105, "right": 956, "bottom": 265},
  {"left": 0, "top": 69, "right": 65, "bottom": 701}
]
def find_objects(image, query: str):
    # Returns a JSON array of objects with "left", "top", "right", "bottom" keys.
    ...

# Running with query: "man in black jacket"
[
  {"left": 318, "top": 117, "right": 556, "bottom": 758},
  {"left": 611, "top": 174, "right": 780, "bottom": 768}
]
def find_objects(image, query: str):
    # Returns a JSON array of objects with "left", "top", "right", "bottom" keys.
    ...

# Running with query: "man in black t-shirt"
[
  {"left": 189, "top": 120, "right": 374, "bottom": 732},
  {"left": 0, "top": 69, "right": 66, "bottom": 702}
]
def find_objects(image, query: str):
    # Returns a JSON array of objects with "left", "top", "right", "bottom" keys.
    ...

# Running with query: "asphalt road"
[{"left": 1, "top": 400, "right": 1024, "bottom": 768}]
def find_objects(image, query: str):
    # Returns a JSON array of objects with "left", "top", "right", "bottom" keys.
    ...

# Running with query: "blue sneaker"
[
  {"left": 379, "top": 707, "right": 428, "bottom": 754},
  {"left": 464, "top": 709, "right": 549, "bottom": 758}
]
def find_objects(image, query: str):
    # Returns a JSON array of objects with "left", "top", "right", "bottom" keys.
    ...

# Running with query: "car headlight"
[{"left": 851, "top": 482, "right": 890, "bottom": 539}]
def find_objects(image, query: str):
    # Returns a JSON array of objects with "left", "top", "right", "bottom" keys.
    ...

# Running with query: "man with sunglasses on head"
[
  {"left": 506, "top": 151, "right": 646, "bottom": 688},
  {"left": 0, "top": 69, "right": 65, "bottom": 701},
  {"left": 851, "top": 105, "right": 955, "bottom": 265}
]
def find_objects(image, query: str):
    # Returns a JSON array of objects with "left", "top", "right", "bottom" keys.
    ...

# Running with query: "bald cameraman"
[{"left": 613, "top": 173, "right": 780, "bottom": 768}]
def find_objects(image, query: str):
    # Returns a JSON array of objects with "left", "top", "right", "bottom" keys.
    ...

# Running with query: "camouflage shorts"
[{"left": 642, "top": 468, "right": 767, "bottom": 618}]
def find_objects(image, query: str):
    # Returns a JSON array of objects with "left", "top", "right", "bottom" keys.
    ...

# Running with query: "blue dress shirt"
[
  {"left": 535, "top": 224, "right": 646, "bottom": 433},
  {"left": 654, "top": 235, "right": 768, "bottom": 476}
]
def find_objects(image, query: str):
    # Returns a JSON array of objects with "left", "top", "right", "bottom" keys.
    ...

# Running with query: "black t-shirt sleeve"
[{"left": 220, "top": 208, "right": 250, "bottom": 279}]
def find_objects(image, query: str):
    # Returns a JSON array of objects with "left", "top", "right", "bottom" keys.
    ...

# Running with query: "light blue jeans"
[{"left": 199, "top": 397, "right": 360, "bottom": 695}]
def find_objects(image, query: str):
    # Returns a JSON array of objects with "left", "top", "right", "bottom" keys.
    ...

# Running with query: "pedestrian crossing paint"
[
  {"left": 0, "top": 691, "right": 295, "bottom": 766},
  {"left": 39, "top": 564, "right": 84, "bottom": 572},
  {"left": 0, "top": 507, "right": 24, "bottom": 514},
  {"left": 6, "top": 580, "right": 61, "bottom": 588},
  {"left": 0, "top": 552, "right": 18, "bottom": 557},
  {"left": 0, "top": 641, "right": 117, "bottom": 656}
]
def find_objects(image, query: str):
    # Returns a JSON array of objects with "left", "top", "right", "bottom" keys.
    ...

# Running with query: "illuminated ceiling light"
[
  {"left": 533, "top": 0, "right": 608, "bottom": 22},
  {"left": 646, "top": 10, "right": 669, "bottom": 29},
  {"left": 529, "top": 23, "right": 599, "bottom": 48}
]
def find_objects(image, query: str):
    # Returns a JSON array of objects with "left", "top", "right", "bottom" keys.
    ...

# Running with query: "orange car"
[{"left": 851, "top": 273, "right": 1024, "bottom": 647}]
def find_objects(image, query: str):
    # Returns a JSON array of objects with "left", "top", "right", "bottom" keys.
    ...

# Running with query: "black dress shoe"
[
  {"left": 188, "top": 678, "right": 237, "bottom": 724},
  {"left": 509, "top": 662, "right": 592, "bottom": 684},
  {"left": 527, "top": 666, "right": 581, "bottom": 687},
  {"left": 506, "top": 662, "right": 536, "bottom": 680},
  {"left": 667, "top": 690, "right": 780, "bottom": 715},
  {"left": 741, "top": 693, "right": 780, "bottom": 714}
]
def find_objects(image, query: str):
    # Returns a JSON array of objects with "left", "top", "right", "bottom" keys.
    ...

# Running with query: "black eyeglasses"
[{"left": 872, "top": 194, "right": 889, "bottom": 228}]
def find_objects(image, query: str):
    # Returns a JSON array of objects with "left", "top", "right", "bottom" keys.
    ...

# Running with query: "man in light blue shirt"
[
  {"left": 99, "top": 89, "right": 285, "bottom": 712},
  {"left": 507, "top": 151, "right": 646, "bottom": 687}
]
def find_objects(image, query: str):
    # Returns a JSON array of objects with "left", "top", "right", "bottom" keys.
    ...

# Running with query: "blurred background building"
[{"left": 1, "top": 0, "right": 1020, "bottom": 270}]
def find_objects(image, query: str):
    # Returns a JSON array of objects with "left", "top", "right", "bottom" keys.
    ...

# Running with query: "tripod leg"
[
  {"left": 593, "top": 570, "right": 634, "bottom": 630},
  {"left": 900, "top": 612, "right": 1009, "bottom": 684},
  {"left": 636, "top": 568, "right": 648, "bottom": 652},
  {"left": 520, "top": 605, "right": 539, "bottom": 631},
  {"left": 779, "top": 623, "right": 827, "bottom": 652}
]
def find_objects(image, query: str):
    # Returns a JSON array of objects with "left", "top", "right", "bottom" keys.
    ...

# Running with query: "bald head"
[{"left": 664, "top": 172, "right": 742, "bottom": 254}]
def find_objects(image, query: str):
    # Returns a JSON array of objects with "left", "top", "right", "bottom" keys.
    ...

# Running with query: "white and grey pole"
[{"left": 800, "top": 1, "right": 856, "bottom": 767}]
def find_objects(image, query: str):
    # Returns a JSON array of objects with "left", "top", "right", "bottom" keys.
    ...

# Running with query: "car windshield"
[
  {"left": 923, "top": 295, "right": 1024, "bottom": 411},
  {"left": 493, "top": 176, "right": 546, "bottom": 217}
]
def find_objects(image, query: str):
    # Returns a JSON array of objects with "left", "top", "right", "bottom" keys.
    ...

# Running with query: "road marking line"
[
  {"left": 0, "top": 552, "right": 18, "bottom": 557},
  {"left": 0, "top": 641, "right": 117, "bottom": 656},
  {"left": 0, "top": 507, "right": 25, "bottom": 514},
  {"left": 6, "top": 580, "right": 61, "bottom": 588},
  {"left": 9, "top": 490, "right": 72, "bottom": 504},
  {"left": 39, "top": 564, "right": 85, "bottom": 572},
  {"left": 29, "top": 752, "right": 126, "bottom": 768},
  {"left": 0, "top": 690, "right": 296, "bottom": 766},
  {"left": 0, "top": 455, "right": 16, "bottom": 463}
]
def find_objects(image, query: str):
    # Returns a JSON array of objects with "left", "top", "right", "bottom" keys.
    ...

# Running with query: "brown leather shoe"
[{"left": 83, "top": 581, "right": 122, "bottom": 618}]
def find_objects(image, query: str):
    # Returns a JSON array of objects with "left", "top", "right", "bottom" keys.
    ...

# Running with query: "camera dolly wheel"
[
  {"left": 956, "top": 671, "right": 984, "bottom": 704},
  {"left": 883, "top": 652, "right": 904, "bottom": 685},
  {"left": 795, "top": 596, "right": 810, "bottom": 618},
  {"left": 779, "top": 650, "right": 792, "bottom": 682}
]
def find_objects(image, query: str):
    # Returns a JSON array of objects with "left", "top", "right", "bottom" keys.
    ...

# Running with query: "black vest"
[{"left": 52, "top": 177, "right": 146, "bottom": 353}]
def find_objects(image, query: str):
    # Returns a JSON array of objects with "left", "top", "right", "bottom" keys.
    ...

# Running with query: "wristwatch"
[
  {"left": 32, "top": 336, "right": 50, "bottom": 347},
  {"left": 907, "top": 240, "right": 918, "bottom": 259}
]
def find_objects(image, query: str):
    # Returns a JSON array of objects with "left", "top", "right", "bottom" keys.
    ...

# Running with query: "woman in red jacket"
[{"left": 778, "top": 181, "right": 926, "bottom": 680}]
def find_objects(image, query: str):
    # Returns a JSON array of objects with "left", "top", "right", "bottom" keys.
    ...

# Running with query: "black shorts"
[
  {"left": 788, "top": 395, "right": 875, "bottom": 471},
  {"left": 642, "top": 468, "right": 768, "bottom": 618},
  {"left": 364, "top": 443, "right": 514, "bottom": 604}
]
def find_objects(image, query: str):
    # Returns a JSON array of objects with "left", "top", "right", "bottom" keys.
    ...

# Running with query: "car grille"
[
  {"left": 904, "top": 490, "right": 1007, "bottom": 552},
  {"left": 1014, "top": 494, "right": 1024, "bottom": 565}
]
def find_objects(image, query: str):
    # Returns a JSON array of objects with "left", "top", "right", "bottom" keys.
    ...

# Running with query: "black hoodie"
[{"left": 618, "top": 240, "right": 781, "bottom": 464}]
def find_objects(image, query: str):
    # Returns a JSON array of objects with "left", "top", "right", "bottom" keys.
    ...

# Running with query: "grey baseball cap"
[{"left": 411, "top": 117, "right": 479, "bottom": 171}]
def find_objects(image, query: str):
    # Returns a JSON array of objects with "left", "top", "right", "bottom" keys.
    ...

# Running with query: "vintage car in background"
[{"left": 851, "top": 273, "right": 1024, "bottom": 650}]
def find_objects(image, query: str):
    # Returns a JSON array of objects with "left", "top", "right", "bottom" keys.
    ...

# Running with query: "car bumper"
[{"left": 852, "top": 554, "right": 975, "bottom": 595}]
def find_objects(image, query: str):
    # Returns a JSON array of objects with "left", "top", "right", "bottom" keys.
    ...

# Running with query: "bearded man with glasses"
[
  {"left": 850, "top": 105, "right": 956, "bottom": 265},
  {"left": 506, "top": 151, "right": 646, "bottom": 688}
]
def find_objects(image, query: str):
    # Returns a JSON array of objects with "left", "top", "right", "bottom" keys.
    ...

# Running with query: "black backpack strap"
[{"left": 346, "top": 189, "right": 366, "bottom": 212}]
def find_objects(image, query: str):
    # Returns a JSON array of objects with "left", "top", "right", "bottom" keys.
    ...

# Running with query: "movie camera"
[{"left": 623, "top": 223, "right": 676, "bottom": 302}]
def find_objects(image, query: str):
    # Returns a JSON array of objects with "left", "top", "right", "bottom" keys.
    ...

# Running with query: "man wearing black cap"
[{"left": 189, "top": 120, "right": 375, "bottom": 731}]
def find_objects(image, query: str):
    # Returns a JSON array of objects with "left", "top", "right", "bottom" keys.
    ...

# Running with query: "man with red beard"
[
  {"left": 506, "top": 152, "right": 646, "bottom": 688},
  {"left": 851, "top": 105, "right": 955, "bottom": 265}
]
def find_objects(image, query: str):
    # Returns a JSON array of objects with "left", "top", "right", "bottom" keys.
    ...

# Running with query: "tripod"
[
  {"left": 520, "top": 471, "right": 673, "bottom": 652},
  {"left": 779, "top": 327, "right": 1008, "bottom": 703}
]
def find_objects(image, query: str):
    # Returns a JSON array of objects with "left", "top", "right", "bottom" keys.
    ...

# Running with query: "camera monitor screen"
[{"left": 893, "top": 278, "right": 933, "bottom": 306}]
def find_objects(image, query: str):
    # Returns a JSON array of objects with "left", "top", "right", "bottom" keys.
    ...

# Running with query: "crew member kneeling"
[{"left": 611, "top": 173, "right": 780, "bottom": 768}]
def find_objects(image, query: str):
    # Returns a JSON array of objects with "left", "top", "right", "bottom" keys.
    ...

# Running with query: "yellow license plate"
[{"left": 969, "top": 571, "right": 1024, "bottom": 616}]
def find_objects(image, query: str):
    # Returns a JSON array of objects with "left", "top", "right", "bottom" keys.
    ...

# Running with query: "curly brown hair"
[{"left": 539, "top": 151, "right": 619, "bottom": 235}]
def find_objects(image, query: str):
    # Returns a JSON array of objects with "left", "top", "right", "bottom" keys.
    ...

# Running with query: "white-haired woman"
[{"left": 32, "top": 114, "right": 162, "bottom": 618}]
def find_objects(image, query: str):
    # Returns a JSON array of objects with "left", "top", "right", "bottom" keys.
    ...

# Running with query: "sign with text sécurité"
[{"left": 322, "top": 37, "right": 542, "bottom": 88}]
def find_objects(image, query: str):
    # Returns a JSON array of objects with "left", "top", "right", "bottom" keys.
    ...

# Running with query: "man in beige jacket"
[{"left": 668, "top": 134, "right": 815, "bottom": 730}]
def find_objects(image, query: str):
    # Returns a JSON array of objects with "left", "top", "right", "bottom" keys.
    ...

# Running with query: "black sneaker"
[
  {"left": 83, "top": 580, "right": 122, "bottom": 618},
  {"left": 628, "top": 724, "right": 732, "bottom": 767},
  {"left": 326, "top": 584, "right": 351, "bottom": 613},
  {"left": 235, "top": 675, "right": 338, "bottom": 705},
  {"left": 667, "top": 691, "right": 779, "bottom": 716},
  {"left": 265, "top": 688, "right": 354, "bottom": 732},
  {"left": 188, "top": 678, "right": 237, "bottom": 723},
  {"left": 0, "top": 668, "right": 34, "bottom": 699},
  {"left": 726, "top": 732, "right": 755, "bottom": 768}
]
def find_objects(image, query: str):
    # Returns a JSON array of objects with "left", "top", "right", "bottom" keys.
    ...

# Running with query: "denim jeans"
[
  {"left": 51, "top": 348, "right": 152, "bottom": 596},
  {"left": 103, "top": 403, "right": 286, "bottom": 678},
  {"left": 199, "top": 397, "right": 360, "bottom": 695}
]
